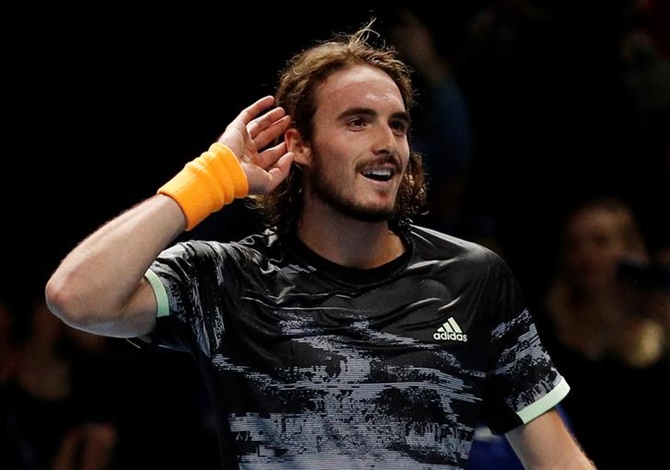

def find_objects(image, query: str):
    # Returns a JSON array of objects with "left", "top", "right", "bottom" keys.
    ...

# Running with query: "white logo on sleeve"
[{"left": 433, "top": 317, "right": 468, "bottom": 342}]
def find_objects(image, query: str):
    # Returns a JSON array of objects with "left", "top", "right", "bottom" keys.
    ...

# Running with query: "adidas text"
[
  {"left": 433, "top": 331, "right": 468, "bottom": 341},
  {"left": 433, "top": 317, "right": 468, "bottom": 342}
]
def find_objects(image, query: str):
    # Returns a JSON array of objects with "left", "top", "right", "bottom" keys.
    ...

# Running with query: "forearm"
[
  {"left": 45, "top": 194, "right": 185, "bottom": 337},
  {"left": 506, "top": 409, "right": 597, "bottom": 469}
]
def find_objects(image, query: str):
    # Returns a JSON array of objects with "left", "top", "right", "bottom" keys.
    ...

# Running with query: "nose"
[{"left": 374, "top": 124, "right": 399, "bottom": 158}]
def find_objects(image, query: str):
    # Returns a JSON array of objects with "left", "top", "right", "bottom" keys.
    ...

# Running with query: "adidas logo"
[{"left": 433, "top": 317, "right": 468, "bottom": 342}]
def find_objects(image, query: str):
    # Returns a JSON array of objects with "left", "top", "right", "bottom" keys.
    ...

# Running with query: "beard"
[{"left": 307, "top": 151, "right": 397, "bottom": 223}]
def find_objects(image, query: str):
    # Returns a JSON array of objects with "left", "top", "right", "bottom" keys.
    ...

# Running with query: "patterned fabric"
[{"left": 141, "top": 225, "right": 567, "bottom": 469}]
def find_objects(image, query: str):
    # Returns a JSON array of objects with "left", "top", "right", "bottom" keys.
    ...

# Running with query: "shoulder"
[
  {"left": 164, "top": 229, "right": 280, "bottom": 260},
  {"left": 407, "top": 224, "right": 519, "bottom": 293},
  {"left": 408, "top": 224, "right": 503, "bottom": 264}
]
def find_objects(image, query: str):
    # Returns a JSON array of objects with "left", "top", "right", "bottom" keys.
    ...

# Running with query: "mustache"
[{"left": 356, "top": 152, "right": 404, "bottom": 174}]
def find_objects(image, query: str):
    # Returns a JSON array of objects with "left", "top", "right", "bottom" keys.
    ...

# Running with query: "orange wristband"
[{"left": 158, "top": 143, "right": 249, "bottom": 230}]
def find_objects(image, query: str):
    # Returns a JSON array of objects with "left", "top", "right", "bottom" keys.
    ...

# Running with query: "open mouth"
[{"left": 361, "top": 167, "right": 394, "bottom": 182}]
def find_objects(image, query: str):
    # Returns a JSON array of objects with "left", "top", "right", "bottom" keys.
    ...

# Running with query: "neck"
[{"left": 297, "top": 209, "right": 405, "bottom": 269}]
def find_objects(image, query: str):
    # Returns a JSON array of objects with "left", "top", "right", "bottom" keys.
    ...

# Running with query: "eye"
[
  {"left": 347, "top": 117, "right": 367, "bottom": 129},
  {"left": 390, "top": 118, "right": 409, "bottom": 135}
]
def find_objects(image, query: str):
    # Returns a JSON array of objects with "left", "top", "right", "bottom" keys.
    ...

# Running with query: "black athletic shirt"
[{"left": 141, "top": 224, "right": 569, "bottom": 469}]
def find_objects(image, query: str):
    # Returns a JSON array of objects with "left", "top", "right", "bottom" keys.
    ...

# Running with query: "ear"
[{"left": 285, "top": 128, "right": 312, "bottom": 166}]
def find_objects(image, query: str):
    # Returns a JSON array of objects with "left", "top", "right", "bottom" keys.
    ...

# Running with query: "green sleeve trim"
[
  {"left": 517, "top": 377, "right": 571, "bottom": 424},
  {"left": 145, "top": 269, "right": 170, "bottom": 318}
]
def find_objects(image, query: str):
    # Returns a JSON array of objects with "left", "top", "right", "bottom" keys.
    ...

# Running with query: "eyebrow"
[{"left": 338, "top": 107, "right": 411, "bottom": 125}]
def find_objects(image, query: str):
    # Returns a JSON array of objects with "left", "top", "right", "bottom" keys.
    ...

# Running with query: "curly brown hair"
[{"left": 252, "top": 20, "right": 428, "bottom": 235}]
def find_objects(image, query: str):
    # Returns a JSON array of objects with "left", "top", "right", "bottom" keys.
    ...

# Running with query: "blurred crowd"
[{"left": 2, "top": 1, "right": 669, "bottom": 468}]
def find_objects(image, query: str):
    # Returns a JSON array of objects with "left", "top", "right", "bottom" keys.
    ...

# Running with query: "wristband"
[{"left": 158, "top": 143, "right": 249, "bottom": 230}]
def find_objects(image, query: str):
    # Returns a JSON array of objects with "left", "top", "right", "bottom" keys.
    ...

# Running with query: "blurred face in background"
[{"left": 562, "top": 204, "right": 646, "bottom": 292}]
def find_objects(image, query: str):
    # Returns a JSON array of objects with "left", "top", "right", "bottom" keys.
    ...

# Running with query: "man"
[{"left": 45, "top": 22, "right": 596, "bottom": 469}]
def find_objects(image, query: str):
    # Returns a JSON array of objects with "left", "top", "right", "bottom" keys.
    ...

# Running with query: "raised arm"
[{"left": 45, "top": 95, "right": 293, "bottom": 338}]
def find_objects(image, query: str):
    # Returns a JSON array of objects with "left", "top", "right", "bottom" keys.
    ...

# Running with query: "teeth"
[
  {"left": 366, "top": 169, "right": 391, "bottom": 177},
  {"left": 363, "top": 168, "right": 393, "bottom": 181}
]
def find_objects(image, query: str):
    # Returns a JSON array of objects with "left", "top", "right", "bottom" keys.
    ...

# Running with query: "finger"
[
  {"left": 247, "top": 107, "right": 287, "bottom": 138},
  {"left": 235, "top": 95, "right": 276, "bottom": 125},
  {"left": 243, "top": 149, "right": 294, "bottom": 195},
  {"left": 255, "top": 141, "right": 289, "bottom": 169},
  {"left": 263, "top": 153, "right": 295, "bottom": 193},
  {"left": 252, "top": 115, "right": 292, "bottom": 149}
]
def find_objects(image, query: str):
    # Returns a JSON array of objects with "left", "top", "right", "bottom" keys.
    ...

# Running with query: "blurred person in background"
[
  {"left": 0, "top": 290, "right": 118, "bottom": 470},
  {"left": 0, "top": 277, "right": 219, "bottom": 469},
  {"left": 541, "top": 196, "right": 670, "bottom": 469}
]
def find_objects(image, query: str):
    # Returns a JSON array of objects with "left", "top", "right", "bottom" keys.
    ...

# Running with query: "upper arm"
[
  {"left": 113, "top": 274, "right": 159, "bottom": 338},
  {"left": 505, "top": 408, "right": 596, "bottom": 469},
  {"left": 45, "top": 265, "right": 159, "bottom": 339}
]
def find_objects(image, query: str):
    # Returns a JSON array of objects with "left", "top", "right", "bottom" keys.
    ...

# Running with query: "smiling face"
[{"left": 288, "top": 64, "right": 411, "bottom": 223}]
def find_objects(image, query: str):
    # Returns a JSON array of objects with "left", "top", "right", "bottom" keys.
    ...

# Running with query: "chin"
[{"left": 346, "top": 206, "right": 395, "bottom": 223}]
